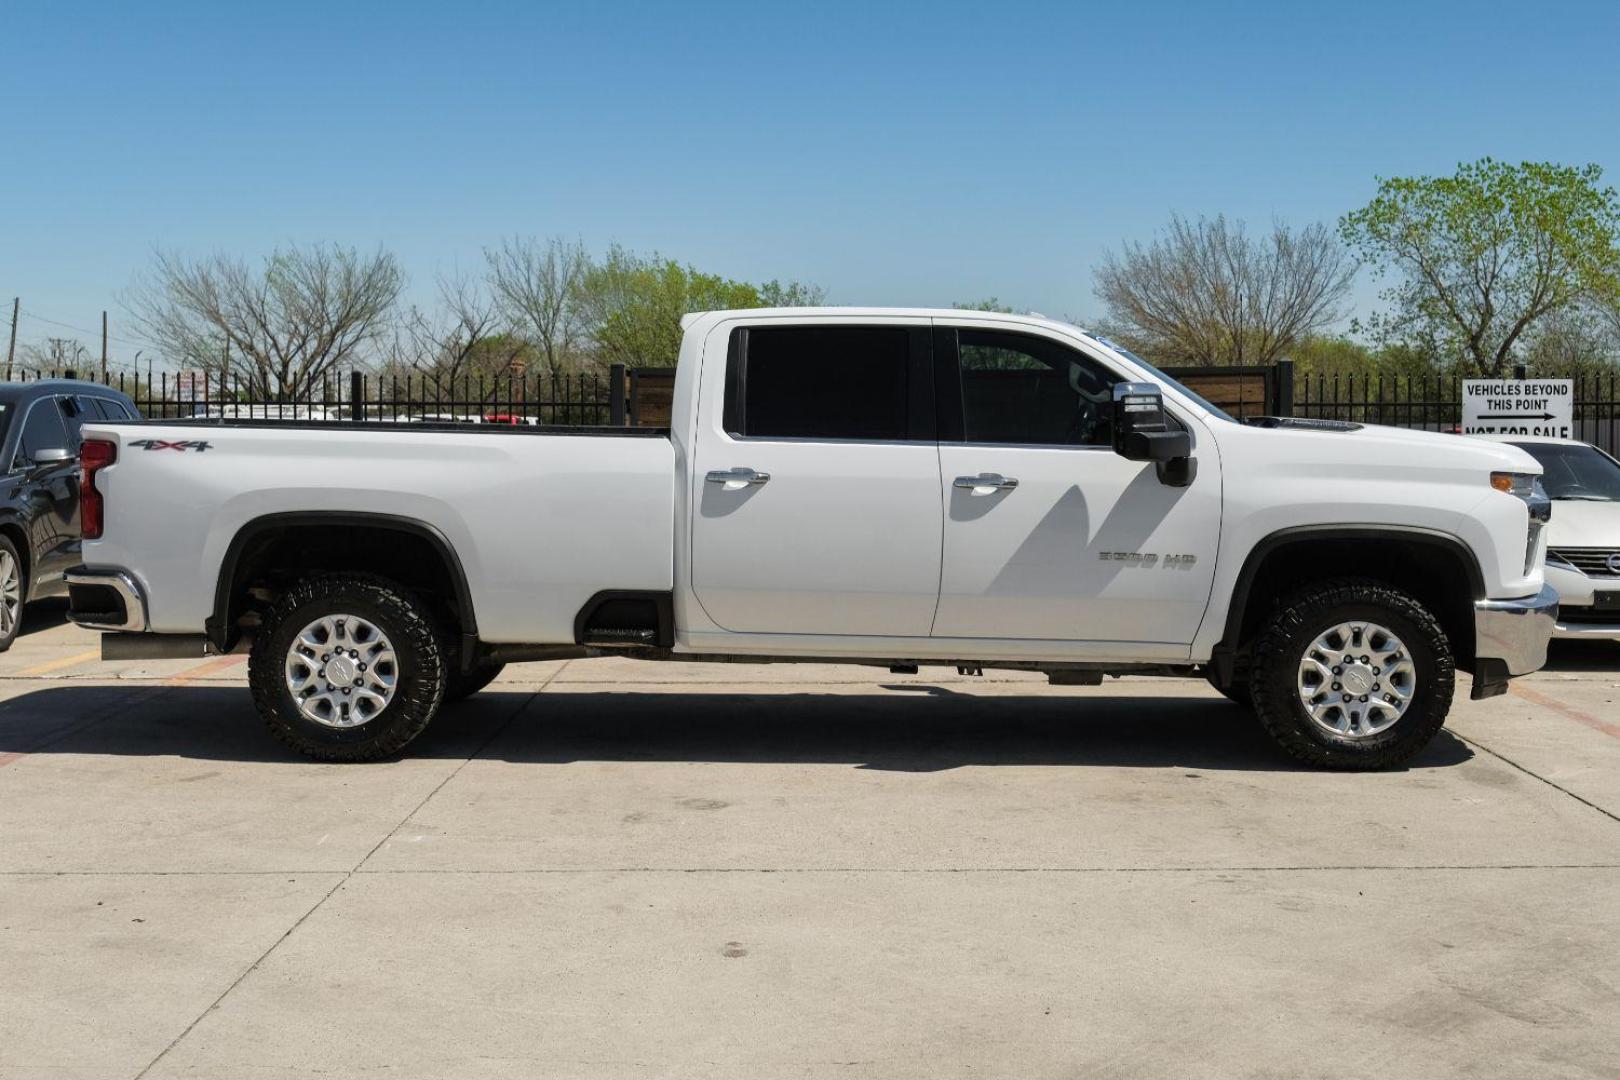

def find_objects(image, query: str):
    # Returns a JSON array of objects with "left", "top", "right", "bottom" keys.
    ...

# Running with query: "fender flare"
[
  {"left": 1211, "top": 524, "right": 1486, "bottom": 678},
  {"left": 207, "top": 511, "right": 478, "bottom": 653}
]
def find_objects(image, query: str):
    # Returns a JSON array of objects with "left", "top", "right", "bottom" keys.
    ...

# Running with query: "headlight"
[
  {"left": 1491, "top": 474, "right": 1553, "bottom": 575},
  {"left": 1491, "top": 472, "right": 1537, "bottom": 497}
]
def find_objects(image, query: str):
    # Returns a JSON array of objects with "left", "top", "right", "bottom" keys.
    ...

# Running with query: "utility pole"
[
  {"left": 101, "top": 311, "right": 109, "bottom": 383},
  {"left": 5, "top": 298, "right": 17, "bottom": 381}
]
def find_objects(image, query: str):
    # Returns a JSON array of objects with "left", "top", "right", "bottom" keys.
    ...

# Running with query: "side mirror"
[
  {"left": 31, "top": 447, "right": 76, "bottom": 467},
  {"left": 1112, "top": 383, "right": 1194, "bottom": 486}
]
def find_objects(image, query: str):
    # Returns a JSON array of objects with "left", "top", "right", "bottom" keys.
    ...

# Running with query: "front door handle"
[
  {"left": 953, "top": 472, "right": 1018, "bottom": 492},
  {"left": 705, "top": 466, "right": 772, "bottom": 488}
]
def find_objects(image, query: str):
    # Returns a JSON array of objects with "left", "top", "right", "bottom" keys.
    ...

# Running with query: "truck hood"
[
  {"left": 1544, "top": 499, "right": 1620, "bottom": 548},
  {"left": 1234, "top": 419, "right": 1541, "bottom": 474}
]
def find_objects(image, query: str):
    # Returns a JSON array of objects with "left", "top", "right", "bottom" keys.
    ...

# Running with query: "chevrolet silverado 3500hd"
[{"left": 65, "top": 309, "right": 1558, "bottom": 768}]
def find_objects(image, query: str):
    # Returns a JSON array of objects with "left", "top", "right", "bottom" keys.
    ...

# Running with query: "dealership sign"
[{"left": 1461, "top": 379, "right": 1574, "bottom": 438}]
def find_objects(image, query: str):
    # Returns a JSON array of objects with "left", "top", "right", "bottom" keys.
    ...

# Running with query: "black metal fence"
[
  {"left": 12, "top": 364, "right": 632, "bottom": 427},
  {"left": 11, "top": 359, "right": 1620, "bottom": 453},
  {"left": 1294, "top": 371, "right": 1620, "bottom": 454}
]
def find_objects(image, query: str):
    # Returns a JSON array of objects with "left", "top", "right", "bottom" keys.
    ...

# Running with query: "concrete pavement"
[{"left": 3, "top": 600, "right": 1618, "bottom": 1079}]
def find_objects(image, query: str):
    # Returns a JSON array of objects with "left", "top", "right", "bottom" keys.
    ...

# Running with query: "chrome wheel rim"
[
  {"left": 0, "top": 551, "right": 19, "bottom": 639},
  {"left": 1297, "top": 621, "right": 1416, "bottom": 739},
  {"left": 284, "top": 614, "right": 398, "bottom": 728}
]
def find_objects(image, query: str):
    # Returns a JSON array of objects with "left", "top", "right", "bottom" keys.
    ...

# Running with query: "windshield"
[
  {"left": 1509, "top": 441, "right": 1620, "bottom": 502},
  {"left": 1084, "top": 334, "right": 1238, "bottom": 423}
]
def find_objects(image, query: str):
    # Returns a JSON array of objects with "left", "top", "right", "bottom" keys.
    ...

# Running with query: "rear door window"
[{"left": 723, "top": 326, "right": 928, "bottom": 441}]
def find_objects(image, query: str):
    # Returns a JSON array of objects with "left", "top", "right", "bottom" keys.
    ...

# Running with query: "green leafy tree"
[
  {"left": 1340, "top": 159, "right": 1620, "bottom": 377},
  {"left": 576, "top": 247, "right": 824, "bottom": 368},
  {"left": 757, "top": 279, "right": 827, "bottom": 307},
  {"left": 952, "top": 298, "right": 1019, "bottom": 314},
  {"left": 1286, "top": 335, "right": 1440, "bottom": 382},
  {"left": 1519, "top": 307, "right": 1620, "bottom": 378}
]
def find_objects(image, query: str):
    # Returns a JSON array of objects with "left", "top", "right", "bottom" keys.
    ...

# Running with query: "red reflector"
[{"left": 81, "top": 439, "right": 117, "bottom": 540}]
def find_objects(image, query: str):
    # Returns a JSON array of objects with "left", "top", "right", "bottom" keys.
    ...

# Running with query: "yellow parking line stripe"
[
  {"left": 10, "top": 649, "right": 101, "bottom": 679},
  {"left": 165, "top": 654, "right": 246, "bottom": 686}
]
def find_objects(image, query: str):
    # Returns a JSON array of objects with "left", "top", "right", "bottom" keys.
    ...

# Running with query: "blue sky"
[{"left": 3, "top": 0, "right": 1618, "bottom": 367}]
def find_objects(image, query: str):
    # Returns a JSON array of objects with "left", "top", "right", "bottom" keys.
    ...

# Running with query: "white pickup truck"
[{"left": 65, "top": 309, "right": 1558, "bottom": 768}]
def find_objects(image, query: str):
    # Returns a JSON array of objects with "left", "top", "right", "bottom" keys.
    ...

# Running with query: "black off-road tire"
[
  {"left": 1249, "top": 578, "right": 1454, "bottom": 770},
  {"left": 444, "top": 661, "right": 505, "bottom": 702},
  {"left": 249, "top": 574, "right": 446, "bottom": 762},
  {"left": 0, "top": 533, "right": 23, "bottom": 653}
]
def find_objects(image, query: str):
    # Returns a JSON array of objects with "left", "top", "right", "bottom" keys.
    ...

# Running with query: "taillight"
[{"left": 81, "top": 439, "right": 117, "bottom": 540}]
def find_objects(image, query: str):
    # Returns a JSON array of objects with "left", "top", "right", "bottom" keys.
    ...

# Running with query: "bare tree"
[
  {"left": 19, "top": 336, "right": 92, "bottom": 374},
  {"left": 1095, "top": 215, "right": 1357, "bottom": 366},
  {"left": 385, "top": 275, "right": 527, "bottom": 384},
  {"left": 486, "top": 237, "right": 591, "bottom": 379},
  {"left": 126, "top": 245, "right": 403, "bottom": 398}
]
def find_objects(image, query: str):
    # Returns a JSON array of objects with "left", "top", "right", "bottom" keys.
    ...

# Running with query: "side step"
[{"left": 100, "top": 633, "right": 222, "bottom": 661}]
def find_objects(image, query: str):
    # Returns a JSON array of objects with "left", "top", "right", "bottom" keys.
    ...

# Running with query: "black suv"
[{"left": 0, "top": 381, "right": 140, "bottom": 651}]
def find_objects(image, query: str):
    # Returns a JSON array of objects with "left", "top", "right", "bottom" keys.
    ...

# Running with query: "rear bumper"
[
  {"left": 1470, "top": 584, "right": 1559, "bottom": 699},
  {"left": 64, "top": 567, "right": 148, "bottom": 632}
]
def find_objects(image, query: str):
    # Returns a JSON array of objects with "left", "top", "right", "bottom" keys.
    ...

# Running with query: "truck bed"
[{"left": 80, "top": 420, "right": 677, "bottom": 644}]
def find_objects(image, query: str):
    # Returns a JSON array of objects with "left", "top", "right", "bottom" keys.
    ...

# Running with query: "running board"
[{"left": 100, "top": 633, "right": 228, "bottom": 661}]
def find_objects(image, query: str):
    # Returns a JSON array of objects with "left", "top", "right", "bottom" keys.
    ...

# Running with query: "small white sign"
[
  {"left": 174, "top": 370, "right": 210, "bottom": 402},
  {"left": 1462, "top": 379, "right": 1573, "bottom": 439}
]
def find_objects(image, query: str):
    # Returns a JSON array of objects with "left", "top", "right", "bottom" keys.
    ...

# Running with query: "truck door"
[
  {"left": 689, "top": 319, "right": 942, "bottom": 636},
  {"left": 930, "top": 322, "right": 1221, "bottom": 651},
  {"left": 10, "top": 396, "right": 81, "bottom": 590}
]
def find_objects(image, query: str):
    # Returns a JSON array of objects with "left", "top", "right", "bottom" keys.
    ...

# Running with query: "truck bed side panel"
[{"left": 79, "top": 424, "right": 675, "bottom": 643}]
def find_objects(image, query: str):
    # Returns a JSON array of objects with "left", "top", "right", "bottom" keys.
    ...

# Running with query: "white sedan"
[{"left": 1486, "top": 436, "right": 1620, "bottom": 642}]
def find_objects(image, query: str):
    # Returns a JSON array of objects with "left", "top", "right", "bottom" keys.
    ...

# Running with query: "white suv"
[{"left": 1485, "top": 436, "right": 1620, "bottom": 642}]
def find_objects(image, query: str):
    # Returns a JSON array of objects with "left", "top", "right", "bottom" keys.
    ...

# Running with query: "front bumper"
[
  {"left": 1470, "top": 584, "right": 1559, "bottom": 699},
  {"left": 1543, "top": 563, "right": 1620, "bottom": 639},
  {"left": 1553, "top": 612, "right": 1620, "bottom": 640},
  {"left": 64, "top": 567, "right": 148, "bottom": 632}
]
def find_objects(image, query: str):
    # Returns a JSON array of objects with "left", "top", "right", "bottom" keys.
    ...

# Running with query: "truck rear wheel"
[
  {"left": 1248, "top": 578, "right": 1454, "bottom": 770},
  {"left": 248, "top": 574, "right": 446, "bottom": 761}
]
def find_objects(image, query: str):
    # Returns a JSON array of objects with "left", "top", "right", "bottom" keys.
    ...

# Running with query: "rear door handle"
[
  {"left": 953, "top": 472, "right": 1018, "bottom": 492},
  {"left": 705, "top": 467, "right": 771, "bottom": 487}
]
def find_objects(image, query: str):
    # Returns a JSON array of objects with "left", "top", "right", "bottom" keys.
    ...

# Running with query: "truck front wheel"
[
  {"left": 1248, "top": 579, "right": 1454, "bottom": 770},
  {"left": 248, "top": 574, "right": 446, "bottom": 761}
]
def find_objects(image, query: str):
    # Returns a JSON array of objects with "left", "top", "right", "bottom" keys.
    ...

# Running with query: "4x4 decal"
[{"left": 128, "top": 439, "right": 214, "bottom": 453}]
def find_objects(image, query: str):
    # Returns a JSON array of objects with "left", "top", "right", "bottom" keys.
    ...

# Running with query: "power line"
[
  {"left": 15, "top": 308, "right": 163, "bottom": 354},
  {"left": 10, "top": 310, "right": 178, "bottom": 375}
]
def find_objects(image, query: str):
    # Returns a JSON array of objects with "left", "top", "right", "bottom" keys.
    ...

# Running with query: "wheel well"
[
  {"left": 211, "top": 516, "right": 475, "bottom": 654},
  {"left": 1219, "top": 533, "right": 1480, "bottom": 680}
]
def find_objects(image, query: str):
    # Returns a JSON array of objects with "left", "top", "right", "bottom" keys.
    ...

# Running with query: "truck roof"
[{"left": 686, "top": 307, "right": 1088, "bottom": 333}]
